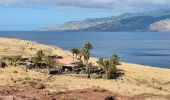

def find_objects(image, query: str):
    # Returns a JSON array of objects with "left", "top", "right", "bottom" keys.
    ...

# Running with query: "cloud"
[{"left": 0, "top": 0, "right": 170, "bottom": 12}]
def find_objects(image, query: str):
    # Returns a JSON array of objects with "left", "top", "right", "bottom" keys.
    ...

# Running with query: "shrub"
[{"left": 2, "top": 55, "right": 22, "bottom": 66}]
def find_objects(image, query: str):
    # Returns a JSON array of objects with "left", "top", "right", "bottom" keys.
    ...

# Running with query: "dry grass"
[{"left": 0, "top": 37, "right": 170, "bottom": 98}]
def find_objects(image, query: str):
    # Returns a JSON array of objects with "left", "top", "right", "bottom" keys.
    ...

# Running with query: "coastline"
[{"left": 0, "top": 37, "right": 170, "bottom": 97}]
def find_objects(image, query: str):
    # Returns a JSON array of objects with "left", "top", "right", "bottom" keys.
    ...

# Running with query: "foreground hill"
[
  {"left": 0, "top": 37, "right": 170, "bottom": 99},
  {"left": 39, "top": 10, "right": 170, "bottom": 32}
]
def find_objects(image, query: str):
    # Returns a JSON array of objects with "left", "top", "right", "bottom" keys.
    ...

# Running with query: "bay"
[{"left": 0, "top": 31, "right": 170, "bottom": 68}]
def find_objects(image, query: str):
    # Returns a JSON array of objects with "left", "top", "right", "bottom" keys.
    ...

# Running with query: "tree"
[
  {"left": 32, "top": 50, "right": 45, "bottom": 68},
  {"left": 97, "top": 58, "right": 111, "bottom": 79},
  {"left": 70, "top": 48, "right": 79, "bottom": 64},
  {"left": 84, "top": 43, "right": 93, "bottom": 52},
  {"left": 36, "top": 50, "right": 45, "bottom": 60},
  {"left": 77, "top": 49, "right": 84, "bottom": 61},
  {"left": 82, "top": 43, "right": 93, "bottom": 78},
  {"left": 110, "top": 54, "right": 121, "bottom": 75},
  {"left": 74, "top": 48, "right": 80, "bottom": 58},
  {"left": 44, "top": 56, "right": 56, "bottom": 74},
  {"left": 87, "top": 62, "right": 93, "bottom": 78},
  {"left": 97, "top": 54, "right": 121, "bottom": 79}
]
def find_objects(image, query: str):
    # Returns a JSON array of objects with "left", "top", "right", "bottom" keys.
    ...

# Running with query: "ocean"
[{"left": 0, "top": 31, "right": 170, "bottom": 68}]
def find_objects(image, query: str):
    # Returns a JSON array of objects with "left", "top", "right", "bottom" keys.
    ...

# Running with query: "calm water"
[{"left": 0, "top": 31, "right": 170, "bottom": 68}]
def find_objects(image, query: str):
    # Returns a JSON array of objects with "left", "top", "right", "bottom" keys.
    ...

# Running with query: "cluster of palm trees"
[
  {"left": 2, "top": 43, "right": 121, "bottom": 79},
  {"left": 31, "top": 50, "right": 56, "bottom": 72},
  {"left": 2, "top": 50, "right": 56, "bottom": 73},
  {"left": 97, "top": 54, "right": 121, "bottom": 79},
  {"left": 70, "top": 43, "right": 93, "bottom": 78},
  {"left": 71, "top": 42, "right": 121, "bottom": 79}
]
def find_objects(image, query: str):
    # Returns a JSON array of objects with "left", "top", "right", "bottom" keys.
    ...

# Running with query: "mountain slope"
[
  {"left": 39, "top": 10, "right": 170, "bottom": 32},
  {"left": 150, "top": 19, "right": 170, "bottom": 32}
]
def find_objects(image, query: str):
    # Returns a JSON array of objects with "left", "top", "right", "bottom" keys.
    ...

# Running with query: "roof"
[{"left": 57, "top": 58, "right": 78, "bottom": 66}]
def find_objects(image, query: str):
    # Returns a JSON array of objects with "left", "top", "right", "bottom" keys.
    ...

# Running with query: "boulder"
[
  {"left": 29, "top": 82, "right": 45, "bottom": 89},
  {"left": 34, "top": 83, "right": 45, "bottom": 89},
  {"left": 26, "top": 63, "right": 35, "bottom": 69}
]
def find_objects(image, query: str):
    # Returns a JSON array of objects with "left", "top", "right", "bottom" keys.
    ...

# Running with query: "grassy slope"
[{"left": 0, "top": 37, "right": 170, "bottom": 97}]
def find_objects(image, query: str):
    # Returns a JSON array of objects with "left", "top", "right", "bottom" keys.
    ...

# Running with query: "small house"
[{"left": 57, "top": 58, "right": 78, "bottom": 72}]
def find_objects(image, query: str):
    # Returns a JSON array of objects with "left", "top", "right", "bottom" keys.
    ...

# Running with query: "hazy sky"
[{"left": 0, "top": 0, "right": 170, "bottom": 30}]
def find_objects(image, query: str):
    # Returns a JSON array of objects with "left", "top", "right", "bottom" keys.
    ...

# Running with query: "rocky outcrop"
[{"left": 150, "top": 19, "right": 170, "bottom": 32}]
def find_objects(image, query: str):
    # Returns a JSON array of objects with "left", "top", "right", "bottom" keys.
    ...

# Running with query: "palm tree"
[
  {"left": 77, "top": 49, "right": 84, "bottom": 61},
  {"left": 110, "top": 54, "right": 121, "bottom": 66},
  {"left": 36, "top": 50, "right": 45, "bottom": 60},
  {"left": 44, "top": 56, "right": 56, "bottom": 74},
  {"left": 84, "top": 42, "right": 93, "bottom": 52},
  {"left": 70, "top": 48, "right": 79, "bottom": 64},
  {"left": 74, "top": 48, "right": 80, "bottom": 58},
  {"left": 81, "top": 49, "right": 90, "bottom": 71},
  {"left": 97, "top": 58, "right": 111, "bottom": 79},
  {"left": 32, "top": 50, "right": 45, "bottom": 68},
  {"left": 82, "top": 43, "right": 93, "bottom": 78},
  {"left": 110, "top": 54, "right": 121, "bottom": 75},
  {"left": 97, "top": 54, "right": 121, "bottom": 79},
  {"left": 87, "top": 62, "right": 93, "bottom": 78}
]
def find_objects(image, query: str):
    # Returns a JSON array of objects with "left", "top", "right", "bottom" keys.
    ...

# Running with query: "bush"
[
  {"left": 2, "top": 55, "right": 22, "bottom": 66},
  {"left": 0, "top": 61, "right": 6, "bottom": 68}
]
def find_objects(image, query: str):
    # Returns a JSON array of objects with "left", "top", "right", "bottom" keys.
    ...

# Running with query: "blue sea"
[{"left": 0, "top": 31, "right": 170, "bottom": 68}]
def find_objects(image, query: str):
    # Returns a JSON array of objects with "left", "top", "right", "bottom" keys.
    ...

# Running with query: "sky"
[{"left": 0, "top": 0, "right": 170, "bottom": 30}]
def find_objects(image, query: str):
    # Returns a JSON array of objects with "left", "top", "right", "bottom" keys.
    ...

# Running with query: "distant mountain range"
[{"left": 39, "top": 10, "right": 170, "bottom": 32}]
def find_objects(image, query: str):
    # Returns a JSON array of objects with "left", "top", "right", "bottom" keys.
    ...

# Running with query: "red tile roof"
[{"left": 57, "top": 58, "right": 78, "bottom": 66}]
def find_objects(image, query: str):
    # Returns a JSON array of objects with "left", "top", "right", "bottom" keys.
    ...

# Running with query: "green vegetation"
[
  {"left": 70, "top": 48, "right": 79, "bottom": 64},
  {"left": 97, "top": 54, "right": 121, "bottom": 79},
  {"left": 70, "top": 43, "right": 121, "bottom": 79},
  {"left": 31, "top": 50, "right": 45, "bottom": 68},
  {"left": 44, "top": 55, "right": 56, "bottom": 73},
  {"left": 83, "top": 43, "right": 93, "bottom": 74},
  {"left": 1, "top": 43, "right": 121, "bottom": 80},
  {"left": 2, "top": 50, "right": 57, "bottom": 74},
  {"left": 70, "top": 42, "right": 93, "bottom": 78},
  {"left": 2, "top": 55, "right": 22, "bottom": 66}
]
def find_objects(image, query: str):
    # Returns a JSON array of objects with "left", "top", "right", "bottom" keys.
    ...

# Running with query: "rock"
[
  {"left": 34, "top": 83, "right": 45, "bottom": 89},
  {"left": 26, "top": 63, "right": 35, "bottom": 69},
  {"left": 105, "top": 96, "right": 115, "bottom": 100},
  {"left": 29, "top": 82, "right": 45, "bottom": 89}
]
